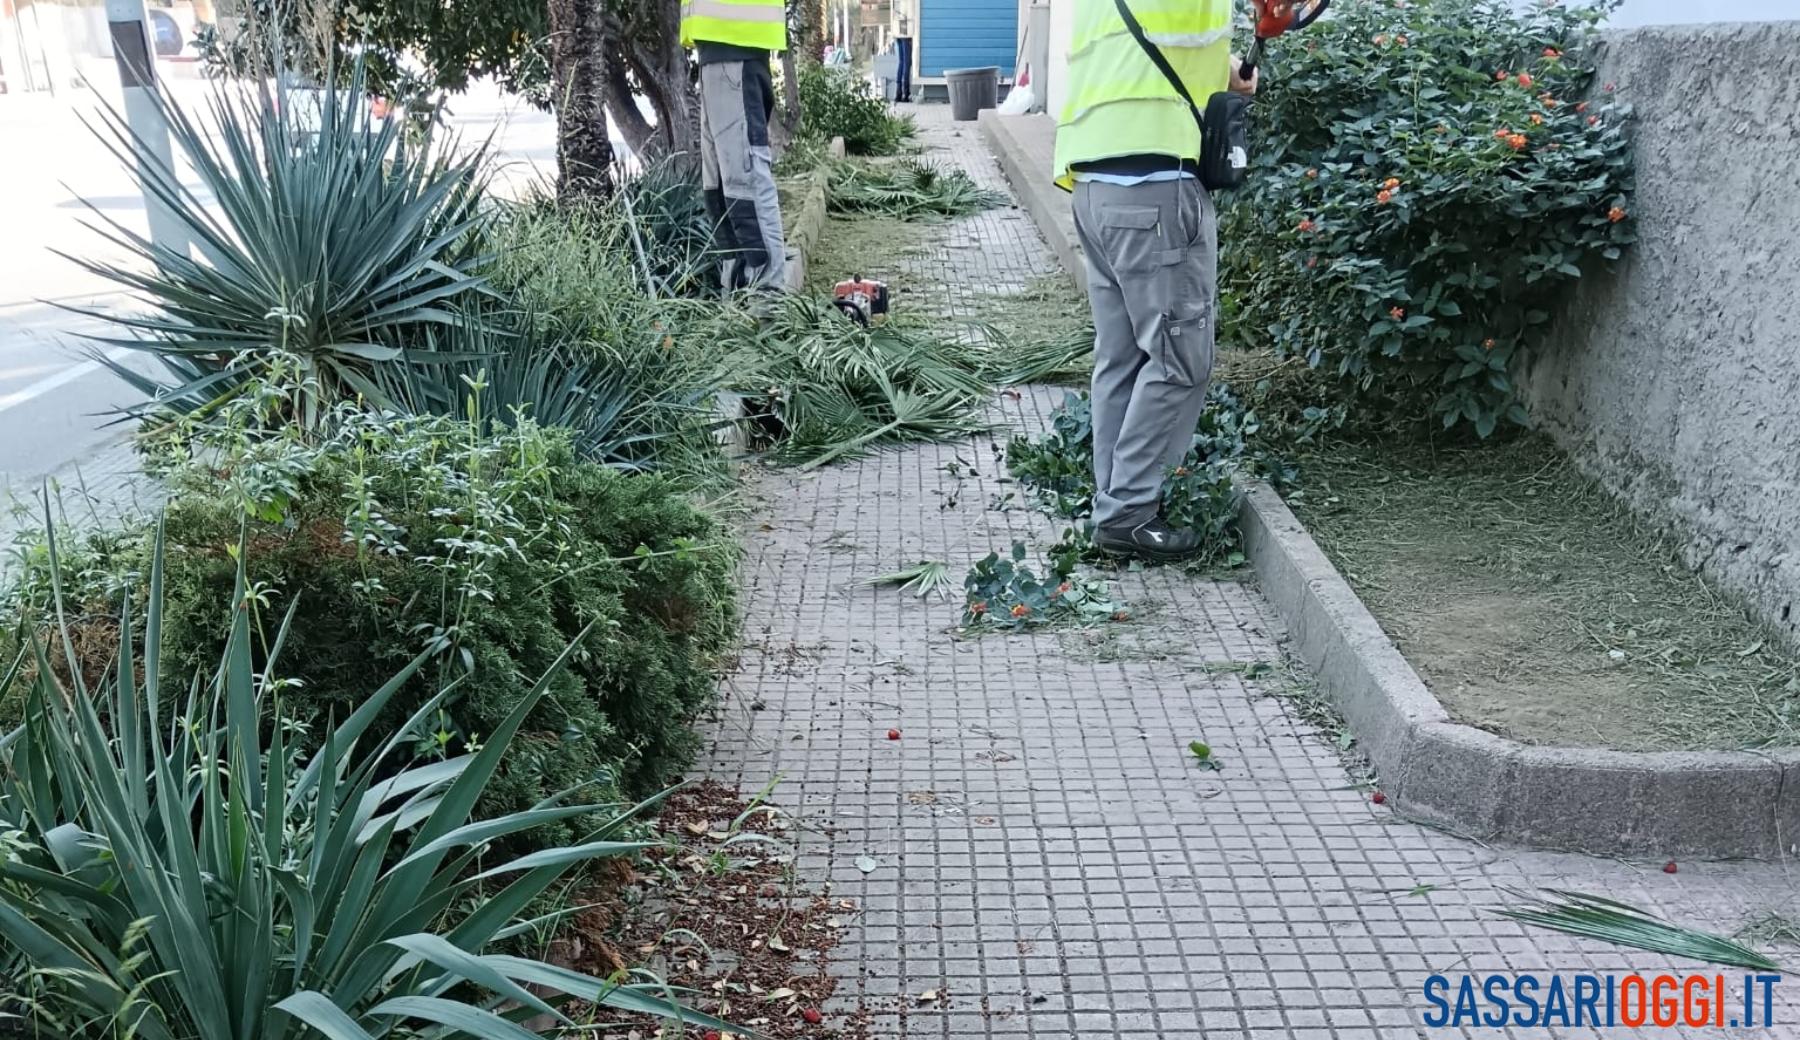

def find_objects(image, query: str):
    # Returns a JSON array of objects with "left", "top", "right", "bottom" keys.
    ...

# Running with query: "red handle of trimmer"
[{"left": 1238, "top": 0, "right": 1331, "bottom": 79}]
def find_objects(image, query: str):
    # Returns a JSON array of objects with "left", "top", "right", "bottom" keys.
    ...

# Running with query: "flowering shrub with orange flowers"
[{"left": 1219, "top": 0, "right": 1635, "bottom": 435}]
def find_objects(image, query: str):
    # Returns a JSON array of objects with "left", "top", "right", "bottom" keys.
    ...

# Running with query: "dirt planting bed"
[{"left": 1283, "top": 435, "right": 1800, "bottom": 752}]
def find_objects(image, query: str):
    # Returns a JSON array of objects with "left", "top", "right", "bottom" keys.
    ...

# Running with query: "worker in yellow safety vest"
[
  {"left": 1054, "top": 0, "right": 1255, "bottom": 561},
  {"left": 681, "top": 0, "right": 789, "bottom": 290}
]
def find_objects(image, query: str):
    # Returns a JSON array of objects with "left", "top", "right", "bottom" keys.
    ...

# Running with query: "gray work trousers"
[
  {"left": 699, "top": 59, "right": 788, "bottom": 290},
  {"left": 1072, "top": 176, "right": 1217, "bottom": 530}
]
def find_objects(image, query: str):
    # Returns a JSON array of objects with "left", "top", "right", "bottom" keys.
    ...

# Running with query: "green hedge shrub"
[
  {"left": 1219, "top": 0, "right": 1635, "bottom": 435},
  {"left": 797, "top": 62, "right": 915, "bottom": 156},
  {"left": 4, "top": 410, "right": 737, "bottom": 841},
  {"left": 0, "top": 530, "right": 735, "bottom": 1040}
]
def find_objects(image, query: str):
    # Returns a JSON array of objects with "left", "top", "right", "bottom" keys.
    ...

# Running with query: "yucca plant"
[
  {"left": 0, "top": 523, "right": 737, "bottom": 1039},
  {"left": 70, "top": 63, "right": 492, "bottom": 430}
]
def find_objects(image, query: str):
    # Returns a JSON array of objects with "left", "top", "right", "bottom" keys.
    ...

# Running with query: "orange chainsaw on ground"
[{"left": 832, "top": 275, "right": 890, "bottom": 327}]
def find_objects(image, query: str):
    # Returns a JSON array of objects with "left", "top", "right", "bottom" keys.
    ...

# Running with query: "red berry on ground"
[
  {"left": 1663, "top": 861, "right": 1678, "bottom": 874},
  {"left": 1372, "top": 791, "right": 1387, "bottom": 804},
  {"left": 887, "top": 729, "right": 901, "bottom": 740},
  {"left": 705, "top": 1033, "right": 722, "bottom": 1040},
  {"left": 803, "top": 1008, "right": 824, "bottom": 1024}
]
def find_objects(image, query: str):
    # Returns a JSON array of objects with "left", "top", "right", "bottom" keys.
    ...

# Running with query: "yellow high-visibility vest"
[
  {"left": 1053, "top": 0, "right": 1233, "bottom": 190},
  {"left": 680, "top": 0, "right": 788, "bottom": 52}
]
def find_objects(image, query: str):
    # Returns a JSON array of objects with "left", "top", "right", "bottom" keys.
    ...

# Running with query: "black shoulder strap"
[{"left": 1111, "top": 0, "right": 1206, "bottom": 134}]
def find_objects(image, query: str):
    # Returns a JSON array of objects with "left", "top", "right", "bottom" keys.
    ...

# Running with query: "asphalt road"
[{"left": 0, "top": 69, "right": 558, "bottom": 494}]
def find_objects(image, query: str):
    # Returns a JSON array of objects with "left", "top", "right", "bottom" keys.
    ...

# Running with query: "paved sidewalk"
[{"left": 702, "top": 104, "right": 1800, "bottom": 1039}]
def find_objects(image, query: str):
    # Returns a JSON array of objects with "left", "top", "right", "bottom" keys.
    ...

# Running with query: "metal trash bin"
[{"left": 945, "top": 66, "right": 1000, "bottom": 121}]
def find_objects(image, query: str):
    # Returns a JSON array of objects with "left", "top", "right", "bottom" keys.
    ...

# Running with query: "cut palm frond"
[
  {"left": 1496, "top": 890, "right": 1785, "bottom": 972},
  {"left": 829, "top": 159, "right": 1006, "bottom": 219},
  {"left": 979, "top": 326, "right": 1096, "bottom": 386},
  {"left": 716, "top": 295, "right": 994, "bottom": 468},
  {"left": 861, "top": 561, "right": 955, "bottom": 600}
]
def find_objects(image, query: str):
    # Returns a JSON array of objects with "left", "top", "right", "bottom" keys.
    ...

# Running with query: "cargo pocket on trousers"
[
  {"left": 1158, "top": 308, "right": 1212, "bottom": 389},
  {"left": 1100, "top": 205, "right": 1163, "bottom": 274}
]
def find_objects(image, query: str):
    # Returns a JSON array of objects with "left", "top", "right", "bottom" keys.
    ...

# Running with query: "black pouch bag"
[{"left": 1111, "top": 0, "right": 1250, "bottom": 192}]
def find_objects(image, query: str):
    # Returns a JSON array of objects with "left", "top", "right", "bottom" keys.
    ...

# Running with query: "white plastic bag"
[{"left": 997, "top": 64, "right": 1035, "bottom": 115}]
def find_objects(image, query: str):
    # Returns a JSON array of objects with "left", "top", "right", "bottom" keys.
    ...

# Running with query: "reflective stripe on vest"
[
  {"left": 1054, "top": 0, "right": 1232, "bottom": 190},
  {"left": 680, "top": 0, "right": 787, "bottom": 51}
]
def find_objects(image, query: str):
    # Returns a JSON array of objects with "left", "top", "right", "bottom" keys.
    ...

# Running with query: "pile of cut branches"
[{"left": 829, "top": 159, "right": 1005, "bottom": 219}]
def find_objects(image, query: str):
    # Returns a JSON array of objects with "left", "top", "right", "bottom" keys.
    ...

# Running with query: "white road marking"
[{"left": 0, "top": 347, "right": 137, "bottom": 415}]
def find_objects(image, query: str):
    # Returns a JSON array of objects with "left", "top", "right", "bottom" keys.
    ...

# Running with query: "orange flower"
[
  {"left": 1494, "top": 127, "right": 1512, "bottom": 138},
  {"left": 1010, "top": 603, "right": 1031, "bottom": 618},
  {"left": 1376, "top": 189, "right": 1393, "bottom": 204},
  {"left": 1174, "top": 465, "right": 1191, "bottom": 477},
  {"left": 1056, "top": 582, "right": 1072, "bottom": 595},
  {"left": 1383, "top": 176, "right": 1401, "bottom": 189},
  {"left": 1304, "top": 167, "right": 1319, "bottom": 179},
  {"left": 1608, "top": 206, "right": 1627, "bottom": 223},
  {"left": 1372, "top": 33, "right": 1388, "bottom": 45},
  {"left": 1483, "top": 338, "right": 1497, "bottom": 349},
  {"left": 1389, "top": 306, "right": 1406, "bottom": 321},
  {"left": 969, "top": 601, "right": 988, "bottom": 615},
  {"left": 1517, "top": 72, "right": 1534, "bottom": 88},
  {"left": 1507, "top": 133, "right": 1528, "bottom": 150},
  {"left": 1543, "top": 47, "right": 1561, "bottom": 59},
  {"left": 1496, "top": 70, "right": 1510, "bottom": 82},
  {"left": 1297, "top": 218, "right": 1315, "bottom": 232},
  {"left": 1530, "top": 113, "right": 1544, "bottom": 125},
  {"left": 1587, "top": 115, "right": 1599, "bottom": 127},
  {"left": 1396, "top": 34, "right": 1408, "bottom": 45},
  {"left": 1575, "top": 101, "right": 1588, "bottom": 113}
]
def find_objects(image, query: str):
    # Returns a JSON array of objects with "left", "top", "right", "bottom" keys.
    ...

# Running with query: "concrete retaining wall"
[{"left": 1522, "top": 21, "right": 1800, "bottom": 649}]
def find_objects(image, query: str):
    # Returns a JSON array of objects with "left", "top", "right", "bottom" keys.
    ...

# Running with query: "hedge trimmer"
[
  {"left": 1114, "top": 0, "right": 1331, "bottom": 190},
  {"left": 1239, "top": 0, "right": 1332, "bottom": 78}
]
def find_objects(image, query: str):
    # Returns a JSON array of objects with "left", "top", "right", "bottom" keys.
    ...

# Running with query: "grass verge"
[{"left": 1284, "top": 435, "right": 1800, "bottom": 751}]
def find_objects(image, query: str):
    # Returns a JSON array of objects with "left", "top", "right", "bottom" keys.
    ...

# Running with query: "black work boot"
[{"left": 1094, "top": 516, "right": 1204, "bottom": 563}]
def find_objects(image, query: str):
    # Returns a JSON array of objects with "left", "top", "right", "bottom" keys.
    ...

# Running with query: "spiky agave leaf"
[{"left": 1496, "top": 890, "right": 1785, "bottom": 972}]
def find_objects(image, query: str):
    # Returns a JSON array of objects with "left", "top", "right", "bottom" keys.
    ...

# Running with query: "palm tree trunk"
[{"left": 547, "top": 0, "right": 614, "bottom": 200}]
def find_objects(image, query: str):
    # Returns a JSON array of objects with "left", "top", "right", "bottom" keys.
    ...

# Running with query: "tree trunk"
[
  {"left": 547, "top": 0, "right": 614, "bottom": 200},
  {"left": 620, "top": 0, "right": 700, "bottom": 172},
  {"left": 603, "top": 51, "right": 657, "bottom": 160},
  {"left": 779, "top": 49, "right": 801, "bottom": 135}
]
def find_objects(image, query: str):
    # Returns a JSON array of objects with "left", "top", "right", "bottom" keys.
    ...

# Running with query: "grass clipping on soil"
[{"left": 1286, "top": 436, "right": 1800, "bottom": 752}]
